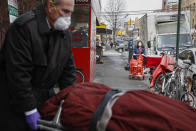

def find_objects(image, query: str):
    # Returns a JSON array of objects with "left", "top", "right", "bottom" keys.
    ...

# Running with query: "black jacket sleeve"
[
  {"left": 4, "top": 24, "right": 37, "bottom": 112},
  {"left": 58, "top": 52, "right": 77, "bottom": 89},
  {"left": 58, "top": 31, "right": 76, "bottom": 89}
]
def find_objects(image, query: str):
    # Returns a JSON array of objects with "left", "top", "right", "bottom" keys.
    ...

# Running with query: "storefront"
[
  {"left": 0, "top": 0, "right": 101, "bottom": 82},
  {"left": 71, "top": 0, "right": 101, "bottom": 82}
]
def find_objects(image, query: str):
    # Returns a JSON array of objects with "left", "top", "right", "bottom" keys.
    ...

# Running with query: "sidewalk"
[{"left": 94, "top": 49, "right": 150, "bottom": 90}]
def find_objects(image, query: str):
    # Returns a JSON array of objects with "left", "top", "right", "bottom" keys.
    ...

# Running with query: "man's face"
[{"left": 47, "top": 0, "right": 74, "bottom": 23}]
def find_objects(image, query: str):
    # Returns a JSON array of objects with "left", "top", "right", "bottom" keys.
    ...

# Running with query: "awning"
[{"left": 96, "top": 28, "right": 112, "bottom": 34}]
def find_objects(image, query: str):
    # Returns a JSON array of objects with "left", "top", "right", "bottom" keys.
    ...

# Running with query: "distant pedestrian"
[
  {"left": 129, "top": 40, "right": 134, "bottom": 61},
  {"left": 133, "top": 41, "right": 146, "bottom": 59},
  {"left": 134, "top": 41, "right": 146, "bottom": 55},
  {"left": 110, "top": 42, "right": 113, "bottom": 49}
]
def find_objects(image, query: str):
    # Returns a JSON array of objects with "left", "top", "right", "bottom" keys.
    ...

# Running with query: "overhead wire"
[{"left": 98, "top": 8, "right": 183, "bottom": 16}]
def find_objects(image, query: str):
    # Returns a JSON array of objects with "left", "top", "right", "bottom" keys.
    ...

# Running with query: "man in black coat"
[{"left": 0, "top": 0, "right": 76, "bottom": 130}]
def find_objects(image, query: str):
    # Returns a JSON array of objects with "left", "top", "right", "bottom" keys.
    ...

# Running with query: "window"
[
  {"left": 179, "top": 50, "right": 189, "bottom": 60},
  {"left": 70, "top": 5, "right": 89, "bottom": 48},
  {"left": 186, "top": 50, "right": 195, "bottom": 64}
]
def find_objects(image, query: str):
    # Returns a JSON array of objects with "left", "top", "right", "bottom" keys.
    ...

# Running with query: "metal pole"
[
  {"left": 176, "top": 0, "right": 182, "bottom": 62},
  {"left": 128, "top": 23, "right": 135, "bottom": 64}
]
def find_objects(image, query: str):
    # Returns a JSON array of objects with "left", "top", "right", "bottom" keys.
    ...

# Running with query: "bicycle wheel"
[
  {"left": 192, "top": 76, "right": 196, "bottom": 97},
  {"left": 181, "top": 92, "right": 195, "bottom": 108},
  {"left": 153, "top": 74, "right": 163, "bottom": 93},
  {"left": 76, "top": 70, "right": 85, "bottom": 83},
  {"left": 154, "top": 74, "right": 167, "bottom": 94},
  {"left": 167, "top": 81, "right": 177, "bottom": 98}
]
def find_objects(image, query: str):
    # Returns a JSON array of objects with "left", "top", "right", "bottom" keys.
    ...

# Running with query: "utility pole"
[
  {"left": 176, "top": 0, "right": 182, "bottom": 62},
  {"left": 128, "top": 20, "right": 135, "bottom": 64}
]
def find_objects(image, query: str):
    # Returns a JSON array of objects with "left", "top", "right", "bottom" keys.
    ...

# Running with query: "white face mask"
[
  {"left": 54, "top": 17, "right": 71, "bottom": 31},
  {"left": 138, "top": 43, "right": 142, "bottom": 47}
]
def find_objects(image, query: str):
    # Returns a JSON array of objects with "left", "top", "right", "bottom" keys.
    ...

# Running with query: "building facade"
[
  {"left": 0, "top": 0, "right": 41, "bottom": 48},
  {"left": 162, "top": 0, "right": 178, "bottom": 11},
  {"left": 162, "top": 0, "right": 167, "bottom": 10},
  {"left": 182, "top": 0, "right": 196, "bottom": 30}
]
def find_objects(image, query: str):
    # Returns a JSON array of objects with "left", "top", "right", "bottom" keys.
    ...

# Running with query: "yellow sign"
[
  {"left": 122, "top": 31, "right": 126, "bottom": 36},
  {"left": 96, "top": 23, "right": 106, "bottom": 29},
  {"left": 193, "top": 33, "right": 196, "bottom": 40},
  {"left": 128, "top": 20, "right": 133, "bottom": 25},
  {"left": 117, "top": 32, "right": 121, "bottom": 36},
  {"left": 118, "top": 30, "right": 126, "bottom": 36}
]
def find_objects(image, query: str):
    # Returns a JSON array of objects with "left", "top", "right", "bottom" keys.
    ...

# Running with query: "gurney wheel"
[
  {"left": 129, "top": 75, "right": 133, "bottom": 80},
  {"left": 138, "top": 76, "right": 144, "bottom": 81},
  {"left": 142, "top": 76, "right": 144, "bottom": 80}
]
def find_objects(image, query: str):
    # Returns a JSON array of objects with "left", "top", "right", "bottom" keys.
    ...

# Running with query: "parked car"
[
  {"left": 115, "top": 41, "right": 129, "bottom": 52},
  {"left": 124, "top": 37, "right": 132, "bottom": 41},
  {"left": 178, "top": 48, "right": 196, "bottom": 96},
  {"left": 115, "top": 39, "right": 123, "bottom": 45}
]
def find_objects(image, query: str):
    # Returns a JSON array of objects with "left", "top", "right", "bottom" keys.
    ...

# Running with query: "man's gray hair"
[{"left": 44, "top": 0, "right": 60, "bottom": 6}]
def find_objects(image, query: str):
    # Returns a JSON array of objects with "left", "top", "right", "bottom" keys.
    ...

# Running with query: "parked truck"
[{"left": 139, "top": 11, "right": 192, "bottom": 55}]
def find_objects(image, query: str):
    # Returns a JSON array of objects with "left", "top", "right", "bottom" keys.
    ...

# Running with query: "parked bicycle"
[
  {"left": 176, "top": 60, "right": 195, "bottom": 107},
  {"left": 150, "top": 52, "right": 175, "bottom": 92},
  {"left": 153, "top": 59, "right": 195, "bottom": 108},
  {"left": 76, "top": 67, "right": 85, "bottom": 83}
]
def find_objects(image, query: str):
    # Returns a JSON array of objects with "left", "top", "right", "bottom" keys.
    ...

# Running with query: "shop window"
[{"left": 70, "top": 5, "right": 89, "bottom": 48}]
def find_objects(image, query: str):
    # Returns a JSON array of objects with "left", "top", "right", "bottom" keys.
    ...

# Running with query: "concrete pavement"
[{"left": 94, "top": 49, "right": 150, "bottom": 90}]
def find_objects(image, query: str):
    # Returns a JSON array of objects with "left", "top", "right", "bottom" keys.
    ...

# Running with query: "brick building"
[
  {"left": 162, "top": 0, "right": 178, "bottom": 11},
  {"left": 182, "top": 0, "right": 196, "bottom": 30}
]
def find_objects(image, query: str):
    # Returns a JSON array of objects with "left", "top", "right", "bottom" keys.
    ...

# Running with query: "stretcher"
[
  {"left": 39, "top": 83, "right": 196, "bottom": 131},
  {"left": 38, "top": 100, "right": 64, "bottom": 131}
]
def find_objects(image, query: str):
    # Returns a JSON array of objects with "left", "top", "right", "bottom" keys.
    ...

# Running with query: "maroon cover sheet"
[{"left": 40, "top": 82, "right": 196, "bottom": 131}]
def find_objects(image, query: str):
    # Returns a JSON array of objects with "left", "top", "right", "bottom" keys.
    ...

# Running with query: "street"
[{"left": 94, "top": 49, "right": 150, "bottom": 90}]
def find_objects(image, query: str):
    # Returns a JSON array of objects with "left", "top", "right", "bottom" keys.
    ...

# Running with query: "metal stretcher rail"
[{"left": 38, "top": 100, "right": 64, "bottom": 131}]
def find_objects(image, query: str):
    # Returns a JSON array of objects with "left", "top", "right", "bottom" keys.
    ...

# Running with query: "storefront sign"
[
  {"left": 167, "top": 0, "right": 178, "bottom": 6},
  {"left": 193, "top": 32, "right": 196, "bottom": 40},
  {"left": 8, "top": 0, "right": 19, "bottom": 23},
  {"left": 75, "top": 0, "right": 91, "bottom": 4}
]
